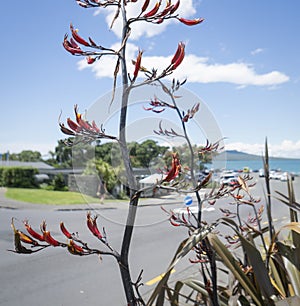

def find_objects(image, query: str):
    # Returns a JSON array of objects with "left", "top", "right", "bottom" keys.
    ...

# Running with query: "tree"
[
  {"left": 133, "top": 140, "right": 169, "bottom": 168},
  {"left": 52, "top": 140, "right": 95, "bottom": 168},
  {"left": 7, "top": 150, "right": 42, "bottom": 162},
  {"left": 95, "top": 140, "right": 169, "bottom": 168},
  {"left": 95, "top": 142, "right": 121, "bottom": 165},
  {"left": 53, "top": 140, "right": 72, "bottom": 167},
  {"left": 84, "top": 158, "right": 118, "bottom": 192}
]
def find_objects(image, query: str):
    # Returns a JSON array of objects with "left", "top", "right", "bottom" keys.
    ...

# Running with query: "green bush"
[
  {"left": 0, "top": 167, "right": 4, "bottom": 186},
  {"left": 51, "top": 173, "right": 68, "bottom": 191},
  {"left": 0, "top": 167, "right": 38, "bottom": 188}
]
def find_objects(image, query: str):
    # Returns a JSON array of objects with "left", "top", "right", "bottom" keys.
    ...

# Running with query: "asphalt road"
[
  {"left": 0, "top": 198, "right": 192, "bottom": 306},
  {"left": 0, "top": 174, "right": 299, "bottom": 305}
]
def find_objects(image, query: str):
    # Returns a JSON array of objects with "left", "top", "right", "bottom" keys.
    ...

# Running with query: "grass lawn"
[{"left": 5, "top": 188, "right": 99, "bottom": 205}]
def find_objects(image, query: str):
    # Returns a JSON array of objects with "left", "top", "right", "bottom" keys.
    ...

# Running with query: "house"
[
  {"left": 0, "top": 160, "right": 54, "bottom": 171},
  {"left": 0, "top": 161, "right": 83, "bottom": 184}
]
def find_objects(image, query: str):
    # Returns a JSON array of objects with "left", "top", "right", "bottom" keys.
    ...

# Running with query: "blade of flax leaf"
[
  {"left": 170, "top": 279, "right": 229, "bottom": 306},
  {"left": 208, "top": 233, "right": 264, "bottom": 306},
  {"left": 276, "top": 222, "right": 300, "bottom": 296},
  {"left": 147, "top": 224, "right": 216, "bottom": 306},
  {"left": 235, "top": 231, "right": 276, "bottom": 303}
]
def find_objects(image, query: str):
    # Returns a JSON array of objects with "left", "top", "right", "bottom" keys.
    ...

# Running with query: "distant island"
[
  {"left": 217, "top": 150, "right": 299, "bottom": 161},
  {"left": 208, "top": 150, "right": 300, "bottom": 173}
]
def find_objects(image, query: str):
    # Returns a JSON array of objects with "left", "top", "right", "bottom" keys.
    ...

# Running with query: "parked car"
[
  {"left": 243, "top": 167, "right": 250, "bottom": 173},
  {"left": 270, "top": 170, "right": 282, "bottom": 180},
  {"left": 219, "top": 171, "right": 239, "bottom": 186},
  {"left": 280, "top": 172, "right": 295, "bottom": 181},
  {"left": 222, "top": 177, "right": 239, "bottom": 186},
  {"left": 280, "top": 172, "right": 288, "bottom": 181}
]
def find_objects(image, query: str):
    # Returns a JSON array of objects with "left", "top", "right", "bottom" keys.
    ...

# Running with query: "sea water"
[{"left": 210, "top": 159, "right": 300, "bottom": 174}]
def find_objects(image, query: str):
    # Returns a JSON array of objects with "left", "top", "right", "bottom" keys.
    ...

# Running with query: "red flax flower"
[
  {"left": 141, "top": 0, "right": 151, "bottom": 13},
  {"left": 59, "top": 105, "right": 116, "bottom": 146},
  {"left": 41, "top": 221, "right": 62, "bottom": 247},
  {"left": 10, "top": 218, "right": 36, "bottom": 254},
  {"left": 67, "top": 240, "right": 86, "bottom": 256},
  {"left": 63, "top": 34, "right": 84, "bottom": 55},
  {"left": 70, "top": 23, "right": 90, "bottom": 47},
  {"left": 59, "top": 105, "right": 101, "bottom": 136},
  {"left": 74, "top": 105, "right": 98, "bottom": 132},
  {"left": 86, "top": 56, "right": 96, "bottom": 64},
  {"left": 18, "top": 231, "right": 39, "bottom": 246},
  {"left": 43, "top": 231, "right": 61, "bottom": 247},
  {"left": 24, "top": 220, "right": 45, "bottom": 242},
  {"left": 133, "top": 50, "right": 143, "bottom": 81},
  {"left": 60, "top": 222, "right": 72, "bottom": 239},
  {"left": 11, "top": 219, "right": 40, "bottom": 247},
  {"left": 163, "top": 153, "right": 181, "bottom": 182},
  {"left": 169, "top": 0, "right": 180, "bottom": 14},
  {"left": 143, "top": 96, "right": 175, "bottom": 113},
  {"left": 182, "top": 103, "right": 200, "bottom": 122},
  {"left": 157, "top": 0, "right": 173, "bottom": 18},
  {"left": 75, "top": 0, "right": 117, "bottom": 9},
  {"left": 198, "top": 139, "right": 224, "bottom": 156},
  {"left": 87, "top": 212, "right": 103, "bottom": 239},
  {"left": 170, "top": 42, "right": 185, "bottom": 71},
  {"left": 143, "top": 1, "right": 161, "bottom": 18},
  {"left": 178, "top": 17, "right": 204, "bottom": 26}
]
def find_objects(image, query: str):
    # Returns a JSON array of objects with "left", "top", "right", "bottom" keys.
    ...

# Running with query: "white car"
[
  {"left": 219, "top": 171, "right": 238, "bottom": 185},
  {"left": 221, "top": 177, "right": 239, "bottom": 186},
  {"left": 280, "top": 172, "right": 288, "bottom": 181},
  {"left": 269, "top": 171, "right": 282, "bottom": 180},
  {"left": 259, "top": 169, "right": 264, "bottom": 177}
]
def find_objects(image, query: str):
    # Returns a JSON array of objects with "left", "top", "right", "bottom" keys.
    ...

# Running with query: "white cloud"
[
  {"left": 94, "top": 0, "right": 197, "bottom": 40},
  {"left": 251, "top": 48, "right": 264, "bottom": 55},
  {"left": 225, "top": 140, "right": 300, "bottom": 158},
  {"left": 172, "top": 56, "right": 289, "bottom": 86},
  {"left": 78, "top": 47, "right": 290, "bottom": 86},
  {"left": 85, "top": 3, "right": 289, "bottom": 86}
]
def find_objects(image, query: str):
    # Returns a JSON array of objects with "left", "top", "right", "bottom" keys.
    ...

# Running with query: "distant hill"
[
  {"left": 218, "top": 150, "right": 297, "bottom": 161},
  {"left": 222, "top": 150, "right": 261, "bottom": 161}
]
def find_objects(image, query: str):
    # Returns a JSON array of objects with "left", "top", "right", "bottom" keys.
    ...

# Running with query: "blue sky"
[{"left": 1, "top": 0, "right": 300, "bottom": 158}]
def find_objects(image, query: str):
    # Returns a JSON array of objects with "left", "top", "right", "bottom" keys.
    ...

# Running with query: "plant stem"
[
  {"left": 117, "top": 3, "right": 139, "bottom": 305},
  {"left": 159, "top": 80, "right": 203, "bottom": 224},
  {"left": 119, "top": 192, "right": 141, "bottom": 306},
  {"left": 119, "top": 8, "right": 136, "bottom": 193}
]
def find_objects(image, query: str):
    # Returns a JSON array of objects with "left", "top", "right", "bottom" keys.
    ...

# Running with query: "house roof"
[
  {"left": 0, "top": 161, "right": 54, "bottom": 170},
  {"left": 139, "top": 173, "right": 164, "bottom": 184}
]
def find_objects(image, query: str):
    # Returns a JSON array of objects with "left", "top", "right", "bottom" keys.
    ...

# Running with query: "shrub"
[
  {"left": 0, "top": 166, "right": 38, "bottom": 188},
  {"left": 51, "top": 173, "right": 68, "bottom": 191}
]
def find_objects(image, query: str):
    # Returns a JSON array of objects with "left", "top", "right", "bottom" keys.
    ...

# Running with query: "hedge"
[{"left": 0, "top": 167, "right": 38, "bottom": 188}]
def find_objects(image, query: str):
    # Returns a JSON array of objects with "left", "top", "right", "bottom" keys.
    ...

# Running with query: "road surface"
[{"left": 0, "top": 174, "right": 298, "bottom": 305}]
